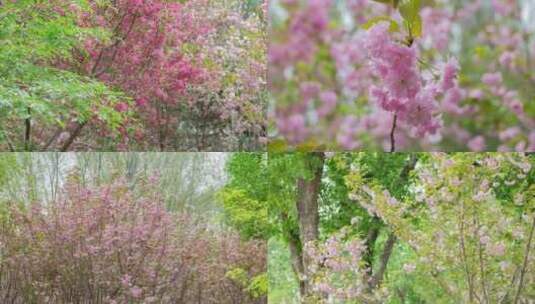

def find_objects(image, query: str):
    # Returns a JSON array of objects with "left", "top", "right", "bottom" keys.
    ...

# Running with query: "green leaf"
[
  {"left": 226, "top": 267, "right": 249, "bottom": 286},
  {"left": 362, "top": 16, "right": 400, "bottom": 32},
  {"left": 246, "top": 273, "right": 268, "bottom": 298},
  {"left": 398, "top": 0, "right": 422, "bottom": 38},
  {"left": 399, "top": 0, "right": 421, "bottom": 21},
  {"left": 403, "top": 16, "right": 422, "bottom": 38}
]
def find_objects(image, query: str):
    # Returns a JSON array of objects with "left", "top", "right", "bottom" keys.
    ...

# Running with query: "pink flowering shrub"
[
  {"left": 0, "top": 178, "right": 266, "bottom": 303},
  {"left": 69, "top": 0, "right": 267, "bottom": 151},
  {"left": 0, "top": 0, "right": 266, "bottom": 151},
  {"left": 269, "top": 0, "right": 535, "bottom": 151}
]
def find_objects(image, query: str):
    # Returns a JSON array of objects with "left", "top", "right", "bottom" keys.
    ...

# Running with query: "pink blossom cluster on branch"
[{"left": 269, "top": 0, "right": 535, "bottom": 151}]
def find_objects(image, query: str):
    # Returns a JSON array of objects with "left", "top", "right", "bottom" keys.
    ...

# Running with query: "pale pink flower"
[
  {"left": 487, "top": 242, "right": 506, "bottom": 256},
  {"left": 482, "top": 72, "right": 503, "bottom": 87},
  {"left": 441, "top": 57, "right": 459, "bottom": 91},
  {"left": 468, "top": 136, "right": 486, "bottom": 152},
  {"left": 130, "top": 286, "right": 142, "bottom": 298}
]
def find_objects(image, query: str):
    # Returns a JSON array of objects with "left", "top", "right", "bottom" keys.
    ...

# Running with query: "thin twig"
[{"left": 459, "top": 202, "right": 476, "bottom": 302}]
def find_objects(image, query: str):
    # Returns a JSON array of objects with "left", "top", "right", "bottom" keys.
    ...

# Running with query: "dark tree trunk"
[{"left": 296, "top": 152, "right": 325, "bottom": 298}]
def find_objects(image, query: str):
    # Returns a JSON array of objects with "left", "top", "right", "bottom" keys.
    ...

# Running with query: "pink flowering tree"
[
  {"left": 0, "top": 1, "right": 134, "bottom": 152},
  {"left": 342, "top": 153, "right": 534, "bottom": 302},
  {"left": 71, "top": 0, "right": 267, "bottom": 151},
  {"left": 171, "top": 0, "right": 267, "bottom": 150},
  {"left": 0, "top": 175, "right": 266, "bottom": 303},
  {"left": 269, "top": 0, "right": 535, "bottom": 151},
  {"left": 1, "top": 0, "right": 266, "bottom": 151},
  {"left": 72, "top": 0, "right": 207, "bottom": 151}
]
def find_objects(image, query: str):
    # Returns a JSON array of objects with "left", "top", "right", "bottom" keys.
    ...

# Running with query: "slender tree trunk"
[
  {"left": 513, "top": 216, "right": 535, "bottom": 304},
  {"left": 24, "top": 107, "right": 31, "bottom": 151},
  {"left": 287, "top": 234, "right": 306, "bottom": 296},
  {"left": 363, "top": 222, "right": 380, "bottom": 282},
  {"left": 296, "top": 152, "right": 325, "bottom": 298}
]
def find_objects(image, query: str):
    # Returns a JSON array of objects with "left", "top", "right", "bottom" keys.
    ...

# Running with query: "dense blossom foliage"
[
  {"left": 266, "top": 152, "right": 534, "bottom": 303},
  {"left": 0, "top": 0, "right": 266, "bottom": 151},
  {"left": 0, "top": 178, "right": 266, "bottom": 303},
  {"left": 297, "top": 153, "right": 534, "bottom": 303},
  {"left": 269, "top": 0, "right": 535, "bottom": 151}
]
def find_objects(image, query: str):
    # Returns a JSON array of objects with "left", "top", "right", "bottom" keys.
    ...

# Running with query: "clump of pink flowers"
[
  {"left": 304, "top": 227, "right": 386, "bottom": 302},
  {"left": 365, "top": 23, "right": 461, "bottom": 138}
]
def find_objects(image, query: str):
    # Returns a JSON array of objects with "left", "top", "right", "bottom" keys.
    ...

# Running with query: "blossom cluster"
[
  {"left": 365, "top": 23, "right": 461, "bottom": 137},
  {"left": 304, "top": 227, "right": 386, "bottom": 302}
]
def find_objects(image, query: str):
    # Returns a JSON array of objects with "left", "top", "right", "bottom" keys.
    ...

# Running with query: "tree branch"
[
  {"left": 42, "top": 126, "right": 63, "bottom": 151},
  {"left": 513, "top": 216, "right": 535, "bottom": 304},
  {"left": 476, "top": 218, "right": 489, "bottom": 304},
  {"left": 366, "top": 154, "right": 418, "bottom": 291},
  {"left": 60, "top": 121, "right": 86, "bottom": 152},
  {"left": 459, "top": 202, "right": 476, "bottom": 302},
  {"left": 369, "top": 232, "right": 397, "bottom": 289},
  {"left": 363, "top": 222, "right": 380, "bottom": 279}
]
